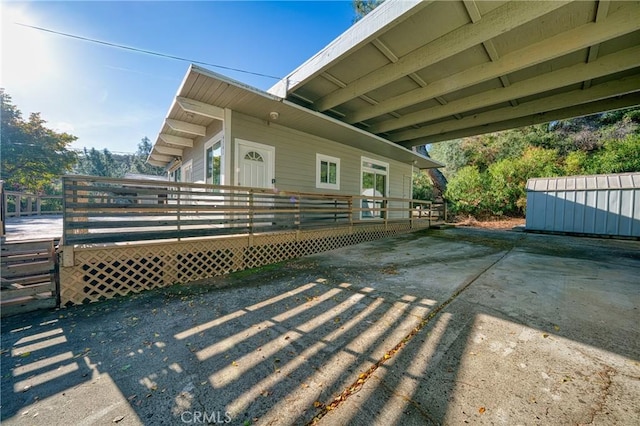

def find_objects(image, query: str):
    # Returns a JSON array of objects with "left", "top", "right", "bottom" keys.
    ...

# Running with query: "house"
[
  {"left": 58, "top": 0, "right": 639, "bottom": 306},
  {"left": 148, "top": 0, "right": 639, "bottom": 189},
  {"left": 146, "top": 65, "right": 441, "bottom": 222}
]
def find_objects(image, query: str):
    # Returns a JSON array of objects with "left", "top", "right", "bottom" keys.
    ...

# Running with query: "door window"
[{"left": 361, "top": 158, "right": 388, "bottom": 219}]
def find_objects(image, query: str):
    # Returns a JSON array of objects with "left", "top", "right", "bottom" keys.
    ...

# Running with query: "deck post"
[{"left": 249, "top": 189, "right": 254, "bottom": 234}]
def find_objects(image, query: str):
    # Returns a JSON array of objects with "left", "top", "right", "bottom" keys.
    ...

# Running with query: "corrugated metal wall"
[{"left": 525, "top": 173, "right": 640, "bottom": 237}]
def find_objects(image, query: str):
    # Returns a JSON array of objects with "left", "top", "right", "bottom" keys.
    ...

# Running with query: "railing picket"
[{"left": 59, "top": 175, "right": 442, "bottom": 244}]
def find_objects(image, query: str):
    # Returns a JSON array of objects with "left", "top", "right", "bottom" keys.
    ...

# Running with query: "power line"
[{"left": 14, "top": 22, "right": 283, "bottom": 81}]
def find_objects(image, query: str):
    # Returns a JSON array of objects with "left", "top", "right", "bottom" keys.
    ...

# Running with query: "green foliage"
[
  {"left": 1, "top": 89, "right": 78, "bottom": 193},
  {"left": 487, "top": 147, "right": 560, "bottom": 216},
  {"left": 444, "top": 166, "right": 487, "bottom": 217},
  {"left": 73, "top": 137, "right": 165, "bottom": 178},
  {"left": 441, "top": 107, "right": 640, "bottom": 219},
  {"left": 427, "top": 139, "right": 467, "bottom": 179},
  {"left": 412, "top": 171, "right": 434, "bottom": 201},
  {"left": 129, "top": 137, "right": 165, "bottom": 176},
  {"left": 591, "top": 133, "right": 640, "bottom": 174},
  {"left": 353, "top": 0, "right": 385, "bottom": 21},
  {"left": 74, "top": 147, "right": 129, "bottom": 177}
]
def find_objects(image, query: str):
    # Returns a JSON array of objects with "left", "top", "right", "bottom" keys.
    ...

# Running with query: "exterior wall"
[
  {"left": 229, "top": 112, "right": 414, "bottom": 219},
  {"left": 526, "top": 173, "right": 640, "bottom": 238},
  {"left": 179, "top": 120, "right": 223, "bottom": 183}
]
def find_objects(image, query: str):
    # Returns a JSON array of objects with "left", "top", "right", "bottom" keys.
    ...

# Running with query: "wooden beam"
[
  {"left": 314, "top": 1, "right": 570, "bottom": 111},
  {"left": 158, "top": 133, "right": 194, "bottom": 148},
  {"left": 399, "top": 93, "right": 640, "bottom": 147},
  {"left": 150, "top": 153, "right": 173, "bottom": 163},
  {"left": 176, "top": 97, "right": 224, "bottom": 120},
  {"left": 165, "top": 119, "right": 206, "bottom": 136},
  {"left": 371, "top": 38, "right": 398, "bottom": 63},
  {"left": 370, "top": 45, "right": 640, "bottom": 133},
  {"left": 582, "top": 1, "right": 611, "bottom": 89},
  {"left": 153, "top": 145, "right": 183, "bottom": 156},
  {"left": 392, "top": 75, "right": 640, "bottom": 142},
  {"left": 345, "top": 3, "right": 640, "bottom": 124}
]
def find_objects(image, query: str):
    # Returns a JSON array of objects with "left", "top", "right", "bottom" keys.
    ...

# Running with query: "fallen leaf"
[
  {"left": 232, "top": 361, "right": 239, "bottom": 367},
  {"left": 542, "top": 333, "right": 549, "bottom": 338},
  {"left": 113, "top": 415, "right": 125, "bottom": 423},
  {"left": 553, "top": 325, "right": 560, "bottom": 332},
  {"left": 479, "top": 407, "right": 486, "bottom": 414},
  {"left": 313, "top": 401, "right": 322, "bottom": 408}
]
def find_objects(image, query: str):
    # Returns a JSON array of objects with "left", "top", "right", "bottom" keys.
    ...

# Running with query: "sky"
[{"left": 1, "top": 0, "right": 356, "bottom": 154}]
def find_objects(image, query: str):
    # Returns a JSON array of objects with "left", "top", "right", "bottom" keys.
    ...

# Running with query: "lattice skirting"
[{"left": 59, "top": 221, "right": 429, "bottom": 306}]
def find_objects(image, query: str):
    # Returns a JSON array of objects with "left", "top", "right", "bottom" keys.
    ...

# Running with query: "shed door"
[{"left": 236, "top": 140, "right": 274, "bottom": 189}]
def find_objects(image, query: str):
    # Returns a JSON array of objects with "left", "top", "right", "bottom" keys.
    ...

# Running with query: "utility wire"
[{"left": 14, "top": 22, "right": 283, "bottom": 81}]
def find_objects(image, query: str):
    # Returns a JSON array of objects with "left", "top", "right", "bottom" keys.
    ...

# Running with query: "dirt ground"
[{"left": 452, "top": 216, "right": 526, "bottom": 230}]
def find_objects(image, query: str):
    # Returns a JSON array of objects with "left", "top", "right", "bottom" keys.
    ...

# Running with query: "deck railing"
[
  {"left": 3, "top": 191, "right": 63, "bottom": 217},
  {"left": 62, "top": 175, "right": 442, "bottom": 245}
]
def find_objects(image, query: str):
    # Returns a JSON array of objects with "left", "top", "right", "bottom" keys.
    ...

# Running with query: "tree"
[
  {"left": 412, "top": 170, "right": 434, "bottom": 201},
  {"left": 414, "top": 145, "right": 448, "bottom": 199},
  {"left": 353, "top": 0, "right": 385, "bottom": 21},
  {"left": 129, "top": 137, "right": 165, "bottom": 176},
  {"left": 1, "top": 89, "right": 78, "bottom": 193},
  {"left": 74, "top": 147, "right": 128, "bottom": 177}
]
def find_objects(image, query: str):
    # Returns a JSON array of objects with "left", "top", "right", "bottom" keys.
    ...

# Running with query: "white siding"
[{"left": 230, "top": 112, "right": 413, "bottom": 201}]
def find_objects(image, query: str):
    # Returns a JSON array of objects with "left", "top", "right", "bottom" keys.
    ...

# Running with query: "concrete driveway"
[{"left": 1, "top": 227, "right": 638, "bottom": 425}]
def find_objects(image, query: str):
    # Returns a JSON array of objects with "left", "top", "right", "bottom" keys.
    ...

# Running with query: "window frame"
[
  {"left": 204, "top": 132, "right": 224, "bottom": 186},
  {"left": 360, "top": 157, "right": 389, "bottom": 220},
  {"left": 315, "top": 153, "right": 341, "bottom": 190}
]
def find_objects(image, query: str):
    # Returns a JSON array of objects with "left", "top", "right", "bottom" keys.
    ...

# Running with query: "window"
[
  {"left": 316, "top": 154, "right": 340, "bottom": 190},
  {"left": 361, "top": 157, "right": 388, "bottom": 219},
  {"left": 172, "top": 167, "right": 181, "bottom": 182},
  {"left": 244, "top": 151, "right": 264, "bottom": 162},
  {"left": 182, "top": 160, "right": 193, "bottom": 183},
  {"left": 205, "top": 136, "right": 223, "bottom": 185}
]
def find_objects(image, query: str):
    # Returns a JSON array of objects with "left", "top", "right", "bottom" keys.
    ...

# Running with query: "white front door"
[{"left": 236, "top": 139, "right": 274, "bottom": 189}]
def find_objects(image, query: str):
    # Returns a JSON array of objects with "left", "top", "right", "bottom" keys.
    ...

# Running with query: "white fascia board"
[{"left": 267, "top": 0, "right": 430, "bottom": 97}]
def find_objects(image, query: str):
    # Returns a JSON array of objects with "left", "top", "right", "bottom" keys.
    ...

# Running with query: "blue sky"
[{"left": 1, "top": 1, "right": 356, "bottom": 153}]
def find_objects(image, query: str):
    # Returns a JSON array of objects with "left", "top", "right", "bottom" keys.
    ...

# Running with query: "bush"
[
  {"left": 412, "top": 171, "right": 435, "bottom": 201},
  {"left": 444, "top": 166, "right": 489, "bottom": 217}
]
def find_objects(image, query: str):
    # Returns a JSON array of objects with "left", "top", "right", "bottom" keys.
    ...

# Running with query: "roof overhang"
[
  {"left": 149, "top": 65, "right": 441, "bottom": 169},
  {"left": 269, "top": 0, "right": 640, "bottom": 147}
]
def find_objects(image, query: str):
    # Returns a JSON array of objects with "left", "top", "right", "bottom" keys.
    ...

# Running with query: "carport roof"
[{"left": 268, "top": 0, "right": 640, "bottom": 148}]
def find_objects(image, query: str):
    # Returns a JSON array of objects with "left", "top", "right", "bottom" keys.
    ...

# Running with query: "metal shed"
[{"left": 526, "top": 173, "right": 640, "bottom": 238}]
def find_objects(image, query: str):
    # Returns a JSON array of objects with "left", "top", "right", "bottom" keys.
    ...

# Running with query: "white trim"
[
  {"left": 315, "top": 153, "right": 341, "bottom": 190},
  {"left": 223, "top": 108, "right": 232, "bottom": 186},
  {"left": 234, "top": 139, "right": 275, "bottom": 189},
  {"left": 203, "top": 130, "right": 224, "bottom": 185},
  {"left": 360, "top": 157, "right": 389, "bottom": 220}
]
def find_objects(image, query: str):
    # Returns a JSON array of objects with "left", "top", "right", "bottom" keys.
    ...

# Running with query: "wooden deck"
[{"left": 3, "top": 215, "right": 63, "bottom": 242}]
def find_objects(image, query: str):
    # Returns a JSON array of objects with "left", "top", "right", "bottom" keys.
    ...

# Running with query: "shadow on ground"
[{"left": 2, "top": 228, "right": 639, "bottom": 425}]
